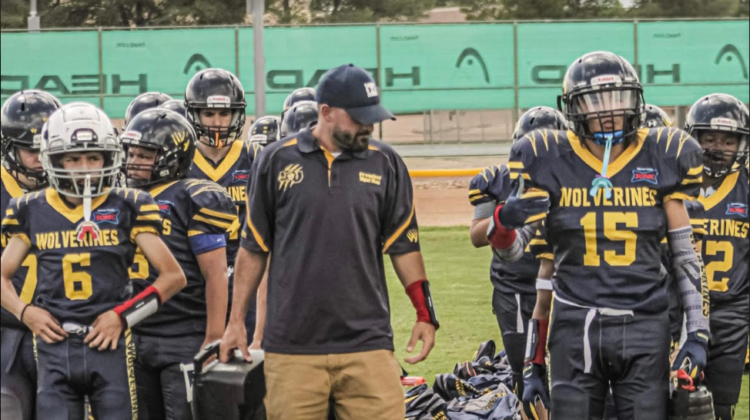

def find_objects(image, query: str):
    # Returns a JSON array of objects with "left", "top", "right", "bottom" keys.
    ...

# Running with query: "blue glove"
[
  {"left": 672, "top": 331, "right": 709, "bottom": 379},
  {"left": 522, "top": 363, "right": 550, "bottom": 420},
  {"left": 497, "top": 175, "right": 550, "bottom": 229}
]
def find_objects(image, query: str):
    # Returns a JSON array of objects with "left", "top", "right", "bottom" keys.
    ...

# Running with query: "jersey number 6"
[{"left": 63, "top": 253, "right": 93, "bottom": 300}]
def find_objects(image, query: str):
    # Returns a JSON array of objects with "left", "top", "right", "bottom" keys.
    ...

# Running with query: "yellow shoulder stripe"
[
  {"left": 136, "top": 214, "right": 162, "bottom": 222},
  {"left": 382, "top": 204, "right": 415, "bottom": 253},
  {"left": 687, "top": 166, "right": 704, "bottom": 176},
  {"left": 199, "top": 208, "right": 237, "bottom": 221},
  {"left": 507, "top": 161, "right": 524, "bottom": 170},
  {"left": 130, "top": 226, "right": 159, "bottom": 243},
  {"left": 193, "top": 215, "right": 233, "bottom": 230},
  {"left": 140, "top": 204, "right": 160, "bottom": 212}
]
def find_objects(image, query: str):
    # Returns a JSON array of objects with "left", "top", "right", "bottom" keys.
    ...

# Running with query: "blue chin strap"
[{"left": 589, "top": 130, "right": 623, "bottom": 199}]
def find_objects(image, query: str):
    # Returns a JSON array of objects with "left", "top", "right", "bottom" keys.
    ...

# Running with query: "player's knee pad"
[
  {"left": 550, "top": 383, "right": 594, "bottom": 420},
  {"left": 634, "top": 386, "right": 669, "bottom": 420}
]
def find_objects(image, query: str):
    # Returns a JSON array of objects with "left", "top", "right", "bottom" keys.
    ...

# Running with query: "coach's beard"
[{"left": 332, "top": 127, "right": 370, "bottom": 153}]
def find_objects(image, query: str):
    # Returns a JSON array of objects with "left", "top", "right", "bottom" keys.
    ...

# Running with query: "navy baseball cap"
[{"left": 316, "top": 64, "right": 395, "bottom": 125}]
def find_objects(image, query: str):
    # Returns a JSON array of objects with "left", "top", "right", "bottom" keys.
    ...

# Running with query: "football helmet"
[
  {"left": 685, "top": 93, "right": 749, "bottom": 178},
  {"left": 121, "top": 108, "right": 197, "bottom": 188},
  {"left": 1, "top": 90, "right": 61, "bottom": 188},
  {"left": 40, "top": 102, "right": 121, "bottom": 198},
  {"left": 248, "top": 116, "right": 280, "bottom": 146},
  {"left": 124, "top": 92, "right": 173, "bottom": 127},
  {"left": 184, "top": 68, "right": 246, "bottom": 148}
]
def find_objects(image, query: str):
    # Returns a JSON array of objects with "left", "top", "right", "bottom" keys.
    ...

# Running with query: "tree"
[
  {"left": 1, "top": 0, "right": 29, "bottom": 29},
  {"left": 309, "top": 0, "right": 436, "bottom": 23},
  {"left": 632, "top": 0, "right": 746, "bottom": 17},
  {"left": 458, "top": 0, "right": 566, "bottom": 20}
]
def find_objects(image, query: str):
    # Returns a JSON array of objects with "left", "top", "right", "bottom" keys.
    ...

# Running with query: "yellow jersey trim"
[
  {"left": 193, "top": 140, "right": 245, "bottom": 182},
  {"left": 567, "top": 128, "right": 647, "bottom": 178},
  {"left": 1, "top": 167, "right": 25, "bottom": 198},
  {"left": 698, "top": 171, "right": 739, "bottom": 211},
  {"left": 46, "top": 189, "right": 110, "bottom": 224},
  {"left": 382, "top": 204, "right": 415, "bottom": 253},
  {"left": 193, "top": 214, "right": 233, "bottom": 230},
  {"left": 149, "top": 180, "right": 179, "bottom": 198},
  {"left": 199, "top": 207, "right": 237, "bottom": 221}
]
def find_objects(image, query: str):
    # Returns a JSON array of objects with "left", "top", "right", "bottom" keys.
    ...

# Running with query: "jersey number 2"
[
  {"left": 63, "top": 253, "right": 93, "bottom": 300},
  {"left": 704, "top": 240, "right": 733, "bottom": 292},
  {"left": 580, "top": 212, "right": 638, "bottom": 266}
]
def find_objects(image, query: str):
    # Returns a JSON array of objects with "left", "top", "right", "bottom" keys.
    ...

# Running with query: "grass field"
[{"left": 386, "top": 226, "right": 749, "bottom": 417}]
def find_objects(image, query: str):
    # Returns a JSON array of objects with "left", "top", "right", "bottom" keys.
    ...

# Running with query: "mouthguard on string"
[{"left": 590, "top": 134, "right": 615, "bottom": 199}]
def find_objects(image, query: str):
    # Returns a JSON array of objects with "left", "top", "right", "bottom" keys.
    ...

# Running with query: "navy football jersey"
[
  {"left": 1, "top": 167, "right": 38, "bottom": 328},
  {"left": 509, "top": 127, "right": 703, "bottom": 312},
  {"left": 190, "top": 140, "right": 262, "bottom": 311},
  {"left": 1, "top": 188, "right": 161, "bottom": 324},
  {"left": 469, "top": 165, "right": 539, "bottom": 295},
  {"left": 693, "top": 167, "right": 749, "bottom": 303},
  {"left": 129, "top": 178, "right": 238, "bottom": 337}
]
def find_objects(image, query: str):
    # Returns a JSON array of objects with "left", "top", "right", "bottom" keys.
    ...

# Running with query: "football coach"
[{"left": 220, "top": 64, "right": 438, "bottom": 419}]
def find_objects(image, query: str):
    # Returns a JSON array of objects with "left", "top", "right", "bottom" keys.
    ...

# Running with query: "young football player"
[
  {"left": 684, "top": 93, "right": 749, "bottom": 420},
  {"left": 491, "top": 51, "right": 708, "bottom": 419},
  {"left": 0, "top": 102, "right": 186, "bottom": 420},
  {"left": 0, "top": 89, "right": 60, "bottom": 420},
  {"left": 184, "top": 68, "right": 262, "bottom": 338},
  {"left": 122, "top": 108, "right": 238, "bottom": 420}
]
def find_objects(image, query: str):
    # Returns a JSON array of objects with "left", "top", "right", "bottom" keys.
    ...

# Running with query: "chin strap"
[{"left": 590, "top": 133, "right": 617, "bottom": 199}]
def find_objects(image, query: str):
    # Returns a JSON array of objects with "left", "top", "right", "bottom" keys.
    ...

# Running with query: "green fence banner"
[{"left": 1, "top": 20, "right": 748, "bottom": 118}]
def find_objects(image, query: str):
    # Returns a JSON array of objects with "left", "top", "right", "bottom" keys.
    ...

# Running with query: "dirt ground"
[{"left": 405, "top": 156, "right": 508, "bottom": 227}]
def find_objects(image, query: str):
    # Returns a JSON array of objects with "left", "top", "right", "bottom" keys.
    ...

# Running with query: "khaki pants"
[{"left": 264, "top": 349, "right": 405, "bottom": 420}]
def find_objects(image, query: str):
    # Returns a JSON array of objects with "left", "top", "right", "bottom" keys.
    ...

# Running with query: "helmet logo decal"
[
  {"left": 710, "top": 117, "right": 737, "bottom": 130},
  {"left": 591, "top": 75, "right": 622, "bottom": 86},
  {"left": 206, "top": 96, "right": 230, "bottom": 107},
  {"left": 715, "top": 44, "right": 748, "bottom": 80},
  {"left": 455, "top": 48, "right": 489, "bottom": 84},
  {"left": 170, "top": 130, "right": 189, "bottom": 150},
  {"left": 183, "top": 54, "right": 212, "bottom": 75},
  {"left": 278, "top": 163, "right": 304, "bottom": 192}
]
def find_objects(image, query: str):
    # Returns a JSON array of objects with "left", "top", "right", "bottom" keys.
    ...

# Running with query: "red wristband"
[
  {"left": 531, "top": 318, "right": 549, "bottom": 365},
  {"left": 488, "top": 204, "right": 517, "bottom": 249},
  {"left": 113, "top": 286, "right": 162, "bottom": 326},
  {"left": 405, "top": 280, "right": 431, "bottom": 325}
]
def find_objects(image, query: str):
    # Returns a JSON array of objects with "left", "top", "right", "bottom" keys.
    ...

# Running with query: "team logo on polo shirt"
[
  {"left": 407, "top": 228, "right": 419, "bottom": 243},
  {"left": 278, "top": 163, "right": 304, "bottom": 192}
]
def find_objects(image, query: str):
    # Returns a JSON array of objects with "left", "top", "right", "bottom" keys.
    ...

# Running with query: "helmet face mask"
[
  {"left": 561, "top": 52, "right": 644, "bottom": 147},
  {"left": 184, "top": 69, "right": 247, "bottom": 148},
  {"left": 1, "top": 90, "right": 62, "bottom": 188},
  {"left": 566, "top": 86, "right": 643, "bottom": 146},
  {"left": 685, "top": 93, "right": 750, "bottom": 178},
  {"left": 41, "top": 103, "right": 122, "bottom": 198},
  {"left": 121, "top": 108, "right": 197, "bottom": 189}
]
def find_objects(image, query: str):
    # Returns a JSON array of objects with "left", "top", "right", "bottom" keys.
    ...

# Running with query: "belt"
[
  {"left": 554, "top": 295, "right": 634, "bottom": 374},
  {"left": 62, "top": 322, "right": 93, "bottom": 336}
]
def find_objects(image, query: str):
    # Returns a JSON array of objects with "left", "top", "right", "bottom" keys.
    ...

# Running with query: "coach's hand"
[
  {"left": 85, "top": 310, "right": 124, "bottom": 351},
  {"left": 404, "top": 321, "right": 435, "bottom": 365},
  {"left": 220, "top": 321, "right": 251, "bottom": 363},
  {"left": 522, "top": 363, "right": 550, "bottom": 420},
  {"left": 22, "top": 305, "right": 68, "bottom": 344}
]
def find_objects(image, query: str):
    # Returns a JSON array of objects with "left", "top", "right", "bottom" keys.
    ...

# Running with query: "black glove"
[
  {"left": 468, "top": 165, "right": 509, "bottom": 206},
  {"left": 522, "top": 363, "right": 550, "bottom": 420},
  {"left": 497, "top": 175, "right": 550, "bottom": 229},
  {"left": 672, "top": 331, "right": 709, "bottom": 379}
]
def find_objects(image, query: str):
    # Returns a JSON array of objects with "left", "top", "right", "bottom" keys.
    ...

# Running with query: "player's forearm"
[
  {"left": 470, "top": 218, "right": 491, "bottom": 248},
  {"left": 390, "top": 251, "right": 428, "bottom": 288},
  {"left": 204, "top": 273, "right": 228, "bottom": 341},
  {"left": 532, "top": 289, "right": 553, "bottom": 320},
  {"left": 229, "top": 247, "right": 267, "bottom": 324},
  {"left": 152, "top": 268, "right": 187, "bottom": 302},
  {"left": 252, "top": 273, "right": 268, "bottom": 343}
]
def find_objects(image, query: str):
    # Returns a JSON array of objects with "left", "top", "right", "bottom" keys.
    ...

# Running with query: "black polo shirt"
[{"left": 241, "top": 129, "right": 420, "bottom": 355}]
